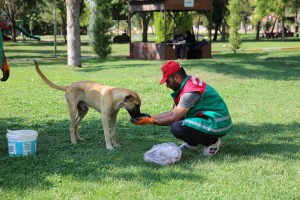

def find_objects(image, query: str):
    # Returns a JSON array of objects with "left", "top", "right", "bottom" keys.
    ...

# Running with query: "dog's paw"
[
  {"left": 76, "top": 136, "right": 84, "bottom": 141},
  {"left": 106, "top": 145, "right": 115, "bottom": 150},
  {"left": 71, "top": 139, "right": 78, "bottom": 144},
  {"left": 112, "top": 143, "right": 121, "bottom": 148}
]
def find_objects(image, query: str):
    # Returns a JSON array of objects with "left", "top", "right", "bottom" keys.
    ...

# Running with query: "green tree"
[
  {"left": 139, "top": 12, "right": 153, "bottom": 42},
  {"left": 154, "top": 12, "right": 193, "bottom": 43},
  {"left": 39, "top": 0, "right": 86, "bottom": 44},
  {"left": 112, "top": 0, "right": 128, "bottom": 34},
  {"left": 154, "top": 12, "right": 172, "bottom": 43},
  {"left": 220, "top": 0, "right": 228, "bottom": 41},
  {"left": 40, "top": 0, "right": 67, "bottom": 43},
  {"left": 252, "top": 0, "right": 296, "bottom": 40},
  {"left": 2, "top": 0, "right": 40, "bottom": 42},
  {"left": 287, "top": 0, "right": 300, "bottom": 35},
  {"left": 207, "top": 0, "right": 229, "bottom": 41},
  {"left": 80, "top": 1, "right": 90, "bottom": 28},
  {"left": 227, "top": 0, "right": 242, "bottom": 52},
  {"left": 250, "top": 0, "right": 264, "bottom": 40},
  {"left": 240, "top": 0, "right": 253, "bottom": 34},
  {"left": 175, "top": 12, "right": 194, "bottom": 33},
  {"left": 212, "top": 0, "right": 223, "bottom": 41},
  {"left": 290, "top": 0, "right": 300, "bottom": 14},
  {"left": 92, "top": 0, "right": 112, "bottom": 58}
]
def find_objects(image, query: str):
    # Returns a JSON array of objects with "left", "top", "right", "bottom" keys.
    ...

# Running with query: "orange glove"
[
  {"left": 132, "top": 116, "right": 155, "bottom": 125},
  {"left": 1, "top": 61, "right": 10, "bottom": 82}
]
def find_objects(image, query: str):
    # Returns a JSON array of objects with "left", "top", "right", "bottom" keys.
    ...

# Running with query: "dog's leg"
[
  {"left": 110, "top": 111, "right": 120, "bottom": 148},
  {"left": 101, "top": 113, "right": 114, "bottom": 150},
  {"left": 69, "top": 107, "right": 78, "bottom": 144},
  {"left": 66, "top": 97, "right": 78, "bottom": 144},
  {"left": 75, "top": 102, "right": 89, "bottom": 141}
]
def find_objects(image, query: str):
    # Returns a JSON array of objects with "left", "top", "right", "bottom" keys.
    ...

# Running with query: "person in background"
[
  {"left": 185, "top": 30, "right": 196, "bottom": 51},
  {"left": 177, "top": 30, "right": 196, "bottom": 59},
  {"left": 173, "top": 28, "right": 185, "bottom": 58},
  {"left": 173, "top": 28, "right": 184, "bottom": 43},
  {"left": 132, "top": 61, "right": 233, "bottom": 156}
]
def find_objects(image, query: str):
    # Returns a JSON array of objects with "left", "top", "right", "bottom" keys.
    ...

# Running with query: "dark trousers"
[{"left": 171, "top": 120, "right": 225, "bottom": 147}]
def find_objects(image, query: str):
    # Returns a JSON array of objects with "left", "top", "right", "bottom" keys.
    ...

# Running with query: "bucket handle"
[{"left": 7, "top": 129, "right": 36, "bottom": 138}]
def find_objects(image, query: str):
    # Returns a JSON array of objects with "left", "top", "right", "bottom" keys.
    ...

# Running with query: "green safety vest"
[{"left": 171, "top": 76, "right": 233, "bottom": 135}]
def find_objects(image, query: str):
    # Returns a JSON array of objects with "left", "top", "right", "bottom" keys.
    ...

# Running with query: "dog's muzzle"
[{"left": 127, "top": 107, "right": 141, "bottom": 119}]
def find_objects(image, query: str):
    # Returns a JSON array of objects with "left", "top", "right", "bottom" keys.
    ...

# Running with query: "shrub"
[{"left": 92, "top": 0, "right": 113, "bottom": 58}]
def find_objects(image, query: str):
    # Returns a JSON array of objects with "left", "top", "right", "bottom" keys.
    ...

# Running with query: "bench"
[
  {"left": 186, "top": 41, "right": 211, "bottom": 59},
  {"left": 113, "top": 35, "right": 130, "bottom": 43}
]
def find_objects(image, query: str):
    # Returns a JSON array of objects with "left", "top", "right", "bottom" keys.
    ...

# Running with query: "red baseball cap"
[{"left": 159, "top": 61, "right": 181, "bottom": 85}]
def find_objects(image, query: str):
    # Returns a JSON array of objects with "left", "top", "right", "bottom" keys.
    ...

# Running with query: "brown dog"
[{"left": 34, "top": 60, "right": 142, "bottom": 149}]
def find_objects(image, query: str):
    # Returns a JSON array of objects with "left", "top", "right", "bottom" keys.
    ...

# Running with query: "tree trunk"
[
  {"left": 61, "top": 15, "right": 67, "bottom": 44},
  {"left": 66, "top": 0, "right": 81, "bottom": 67},
  {"left": 213, "top": 23, "right": 219, "bottom": 41},
  {"left": 220, "top": 0, "right": 227, "bottom": 41},
  {"left": 11, "top": 20, "right": 17, "bottom": 42},
  {"left": 281, "top": 17, "right": 285, "bottom": 41},
  {"left": 221, "top": 20, "right": 226, "bottom": 41},
  {"left": 256, "top": 21, "right": 261, "bottom": 41},
  {"left": 271, "top": 19, "right": 276, "bottom": 33},
  {"left": 6, "top": 2, "right": 17, "bottom": 42},
  {"left": 141, "top": 12, "right": 152, "bottom": 42}
]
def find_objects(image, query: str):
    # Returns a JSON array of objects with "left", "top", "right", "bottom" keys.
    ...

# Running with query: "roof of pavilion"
[{"left": 128, "top": 0, "right": 212, "bottom": 12}]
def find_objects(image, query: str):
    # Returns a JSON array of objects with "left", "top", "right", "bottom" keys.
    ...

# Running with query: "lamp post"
[{"left": 53, "top": 0, "right": 57, "bottom": 57}]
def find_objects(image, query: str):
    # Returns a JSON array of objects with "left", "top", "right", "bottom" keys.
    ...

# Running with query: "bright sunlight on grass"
[{"left": 0, "top": 40, "right": 299, "bottom": 199}]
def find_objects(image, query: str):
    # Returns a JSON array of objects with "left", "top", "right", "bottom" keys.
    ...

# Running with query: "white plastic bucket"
[{"left": 6, "top": 130, "right": 38, "bottom": 157}]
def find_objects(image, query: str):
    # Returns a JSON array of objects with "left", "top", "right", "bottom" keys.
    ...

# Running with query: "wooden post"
[
  {"left": 53, "top": 0, "right": 57, "bottom": 58},
  {"left": 208, "top": 10, "right": 212, "bottom": 43},
  {"left": 128, "top": 12, "right": 131, "bottom": 43},
  {"left": 164, "top": 9, "right": 166, "bottom": 43}
]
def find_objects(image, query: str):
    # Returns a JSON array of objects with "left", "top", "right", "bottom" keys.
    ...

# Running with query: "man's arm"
[
  {"left": 155, "top": 110, "right": 173, "bottom": 119},
  {"left": 153, "top": 106, "right": 190, "bottom": 126},
  {"left": 133, "top": 92, "right": 200, "bottom": 126}
]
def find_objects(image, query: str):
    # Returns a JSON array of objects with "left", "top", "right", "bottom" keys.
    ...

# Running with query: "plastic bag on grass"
[{"left": 144, "top": 142, "right": 182, "bottom": 166}]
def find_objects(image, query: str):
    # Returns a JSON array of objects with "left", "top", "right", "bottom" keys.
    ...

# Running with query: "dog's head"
[{"left": 123, "top": 94, "right": 141, "bottom": 119}]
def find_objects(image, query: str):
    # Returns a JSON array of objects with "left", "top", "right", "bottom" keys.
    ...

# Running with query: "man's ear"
[
  {"left": 174, "top": 74, "right": 181, "bottom": 82},
  {"left": 124, "top": 95, "right": 134, "bottom": 102}
]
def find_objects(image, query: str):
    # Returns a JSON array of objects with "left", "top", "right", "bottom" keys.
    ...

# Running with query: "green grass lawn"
[
  {"left": 0, "top": 39, "right": 299, "bottom": 199},
  {"left": 4, "top": 34, "right": 300, "bottom": 59}
]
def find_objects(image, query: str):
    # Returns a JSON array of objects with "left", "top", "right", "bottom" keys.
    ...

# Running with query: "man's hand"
[
  {"left": 1, "top": 61, "right": 10, "bottom": 82},
  {"left": 139, "top": 113, "right": 151, "bottom": 118},
  {"left": 131, "top": 116, "right": 155, "bottom": 125}
]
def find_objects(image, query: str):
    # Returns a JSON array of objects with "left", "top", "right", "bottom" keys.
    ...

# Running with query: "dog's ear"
[{"left": 124, "top": 95, "right": 135, "bottom": 102}]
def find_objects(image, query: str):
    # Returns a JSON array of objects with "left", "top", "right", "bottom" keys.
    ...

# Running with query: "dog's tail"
[{"left": 34, "top": 60, "right": 67, "bottom": 91}]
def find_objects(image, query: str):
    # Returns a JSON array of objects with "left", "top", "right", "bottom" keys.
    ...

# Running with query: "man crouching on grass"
[{"left": 131, "top": 61, "right": 233, "bottom": 156}]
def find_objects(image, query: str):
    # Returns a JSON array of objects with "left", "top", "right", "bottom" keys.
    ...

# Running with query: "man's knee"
[{"left": 171, "top": 121, "right": 184, "bottom": 137}]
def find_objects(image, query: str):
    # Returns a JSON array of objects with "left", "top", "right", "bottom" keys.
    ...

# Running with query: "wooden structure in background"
[{"left": 128, "top": 0, "right": 212, "bottom": 60}]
